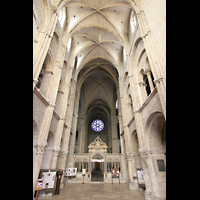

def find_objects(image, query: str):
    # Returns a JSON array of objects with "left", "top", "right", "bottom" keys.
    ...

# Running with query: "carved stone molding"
[
  {"left": 138, "top": 148, "right": 148, "bottom": 158},
  {"left": 88, "top": 135, "right": 108, "bottom": 150},
  {"left": 126, "top": 153, "right": 134, "bottom": 161},
  {"left": 36, "top": 141, "right": 47, "bottom": 155},
  {"left": 52, "top": 148, "right": 60, "bottom": 156},
  {"left": 59, "top": 150, "right": 68, "bottom": 158}
]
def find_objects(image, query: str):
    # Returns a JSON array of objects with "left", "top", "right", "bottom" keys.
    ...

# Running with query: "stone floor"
[{"left": 38, "top": 183, "right": 145, "bottom": 200}]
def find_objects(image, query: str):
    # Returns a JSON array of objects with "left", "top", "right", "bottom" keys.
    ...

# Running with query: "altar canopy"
[{"left": 88, "top": 135, "right": 108, "bottom": 152}]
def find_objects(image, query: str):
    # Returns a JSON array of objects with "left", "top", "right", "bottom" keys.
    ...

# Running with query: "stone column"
[
  {"left": 51, "top": 148, "right": 60, "bottom": 169},
  {"left": 88, "top": 153, "right": 91, "bottom": 176},
  {"left": 111, "top": 111, "right": 119, "bottom": 153},
  {"left": 68, "top": 89, "right": 81, "bottom": 168},
  {"left": 33, "top": 103, "right": 55, "bottom": 195},
  {"left": 33, "top": 141, "right": 47, "bottom": 194},
  {"left": 33, "top": 12, "right": 59, "bottom": 91},
  {"left": 126, "top": 152, "right": 138, "bottom": 190},
  {"left": 136, "top": 10, "right": 166, "bottom": 118},
  {"left": 104, "top": 153, "right": 107, "bottom": 174},
  {"left": 139, "top": 82, "right": 147, "bottom": 103},
  {"left": 139, "top": 148, "right": 154, "bottom": 200},
  {"left": 146, "top": 71, "right": 154, "bottom": 92},
  {"left": 58, "top": 150, "right": 68, "bottom": 188}
]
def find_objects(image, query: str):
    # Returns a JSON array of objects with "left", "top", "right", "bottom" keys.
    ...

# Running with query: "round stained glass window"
[{"left": 91, "top": 119, "right": 104, "bottom": 132}]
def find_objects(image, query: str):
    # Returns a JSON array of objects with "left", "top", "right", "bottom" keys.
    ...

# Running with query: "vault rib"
[
  {"left": 100, "top": 11, "right": 125, "bottom": 45},
  {"left": 69, "top": 25, "right": 123, "bottom": 45}
]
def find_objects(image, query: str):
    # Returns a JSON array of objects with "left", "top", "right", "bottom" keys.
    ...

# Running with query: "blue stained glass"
[{"left": 91, "top": 119, "right": 104, "bottom": 132}]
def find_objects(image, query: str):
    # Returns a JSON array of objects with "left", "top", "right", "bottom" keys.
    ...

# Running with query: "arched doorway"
[
  {"left": 145, "top": 112, "right": 166, "bottom": 199},
  {"left": 91, "top": 154, "right": 104, "bottom": 182}
]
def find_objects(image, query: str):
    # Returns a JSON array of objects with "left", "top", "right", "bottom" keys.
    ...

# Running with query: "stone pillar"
[
  {"left": 139, "top": 82, "right": 147, "bottom": 103},
  {"left": 139, "top": 148, "right": 154, "bottom": 200},
  {"left": 33, "top": 103, "right": 55, "bottom": 195},
  {"left": 57, "top": 150, "right": 68, "bottom": 188},
  {"left": 126, "top": 152, "right": 138, "bottom": 190},
  {"left": 88, "top": 153, "right": 91, "bottom": 175},
  {"left": 51, "top": 86, "right": 71, "bottom": 169},
  {"left": 33, "top": 12, "right": 59, "bottom": 91},
  {"left": 146, "top": 71, "right": 154, "bottom": 92},
  {"left": 51, "top": 148, "right": 60, "bottom": 169},
  {"left": 68, "top": 89, "right": 81, "bottom": 168},
  {"left": 104, "top": 154, "right": 107, "bottom": 174},
  {"left": 33, "top": 141, "right": 47, "bottom": 194},
  {"left": 111, "top": 111, "right": 119, "bottom": 153},
  {"left": 136, "top": 10, "right": 166, "bottom": 118}
]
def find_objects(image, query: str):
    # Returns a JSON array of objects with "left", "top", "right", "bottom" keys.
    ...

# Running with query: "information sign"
[
  {"left": 35, "top": 179, "right": 44, "bottom": 190},
  {"left": 64, "top": 168, "right": 77, "bottom": 176},
  {"left": 41, "top": 171, "right": 56, "bottom": 189},
  {"left": 137, "top": 170, "right": 145, "bottom": 184}
]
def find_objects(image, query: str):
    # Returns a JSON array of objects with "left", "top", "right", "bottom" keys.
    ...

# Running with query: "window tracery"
[{"left": 91, "top": 119, "right": 104, "bottom": 132}]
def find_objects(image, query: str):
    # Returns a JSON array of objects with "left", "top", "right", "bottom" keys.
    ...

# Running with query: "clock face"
[{"left": 91, "top": 119, "right": 104, "bottom": 132}]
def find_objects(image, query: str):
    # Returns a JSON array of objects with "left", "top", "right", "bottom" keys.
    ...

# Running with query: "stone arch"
[
  {"left": 144, "top": 112, "right": 166, "bottom": 198},
  {"left": 37, "top": 52, "right": 53, "bottom": 98},
  {"left": 132, "top": 130, "right": 139, "bottom": 153},
  {"left": 92, "top": 153, "right": 104, "bottom": 160},
  {"left": 53, "top": 31, "right": 62, "bottom": 63},
  {"left": 145, "top": 112, "right": 165, "bottom": 152}
]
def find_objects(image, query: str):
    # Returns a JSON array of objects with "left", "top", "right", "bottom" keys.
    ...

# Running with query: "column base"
[
  {"left": 145, "top": 191, "right": 154, "bottom": 200},
  {"left": 145, "top": 191, "right": 166, "bottom": 200},
  {"left": 129, "top": 181, "right": 138, "bottom": 190}
]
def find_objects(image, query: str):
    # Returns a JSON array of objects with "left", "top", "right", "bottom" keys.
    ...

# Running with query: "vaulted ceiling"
[
  {"left": 62, "top": 0, "right": 133, "bottom": 74},
  {"left": 61, "top": 0, "right": 135, "bottom": 133}
]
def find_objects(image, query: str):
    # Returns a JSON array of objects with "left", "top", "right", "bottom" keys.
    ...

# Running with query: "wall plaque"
[{"left": 157, "top": 159, "right": 166, "bottom": 171}]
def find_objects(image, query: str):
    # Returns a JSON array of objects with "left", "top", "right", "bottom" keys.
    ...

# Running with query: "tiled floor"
[{"left": 40, "top": 183, "right": 145, "bottom": 200}]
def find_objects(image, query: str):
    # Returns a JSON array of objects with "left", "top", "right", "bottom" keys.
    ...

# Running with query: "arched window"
[
  {"left": 143, "top": 74, "right": 151, "bottom": 96},
  {"left": 58, "top": 7, "right": 66, "bottom": 28},
  {"left": 67, "top": 37, "right": 72, "bottom": 52},
  {"left": 115, "top": 99, "right": 118, "bottom": 109},
  {"left": 130, "top": 10, "right": 137, "bottom": 33}
]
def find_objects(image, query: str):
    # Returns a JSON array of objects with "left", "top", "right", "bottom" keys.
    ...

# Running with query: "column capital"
[
  {"left": 59, "top": 150, "right": 68, "bottom": 158},
  {"left": 138, "top": 148, "right": 147, "bottom": 157},
  {"left": 138, "top": 148, "right": 152, "bottom": 158},
  {"left": 36, "top": 141, "right": 47, "bottom": 155},
  {"left": 126, "top": 152, "right": 134, "bottom": 161},
  {"left": 52, "top": 148, "right": 60, "bottom": 156}
]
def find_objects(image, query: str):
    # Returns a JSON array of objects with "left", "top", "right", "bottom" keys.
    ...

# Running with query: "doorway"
[
  {"left": 91, "top": 154, "right": 104, "bottom": 182},
  {"left": 91, "top": 162, "right": 104, "bottom": 182}
]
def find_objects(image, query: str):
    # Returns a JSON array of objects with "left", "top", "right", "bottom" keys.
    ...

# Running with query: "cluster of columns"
[{"left": 33, "top": 7, "right": 79, "bottom": 192}]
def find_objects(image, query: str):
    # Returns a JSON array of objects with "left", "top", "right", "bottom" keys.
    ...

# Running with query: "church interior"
[{"left": 33, "top": 0, "right": 166, "bottom": 199}]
